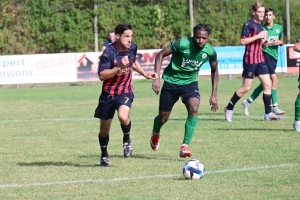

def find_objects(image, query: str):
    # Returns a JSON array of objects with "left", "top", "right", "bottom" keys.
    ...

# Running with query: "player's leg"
[
  {"left": 99, "top": 119, "right": 112, "bottom": 166},
  {"left": 265, "top": 53, "right": 284, "bottom": 115},
  {"left": 94, "top": 94, "right": 115, "bottom": 166},
  {"left": 242, "top": 83, "right": 263, "bottom": 115},
  {"left": 257, "top": 63, "right": 281, "bottom": 121},
  {"left": 225, "top": 65, "right": 254, "bottom": 122},
  {"left": 180, "top": 82, "right": 200, "bottom": 158},
  {"left": 151, "top": 81, "right": 179, "bottom": 151},
  {"left": 293, "top": 88, "right": 300, "bottom": 131},
  {"left": 117, "top": 94, "right": 134, "bottom": 158}
]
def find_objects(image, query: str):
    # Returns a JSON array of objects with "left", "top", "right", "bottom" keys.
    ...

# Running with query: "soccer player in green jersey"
[
  {"left": 293, "top": 33, "right": 300, "bottom": 131},
  {"left": 150, "top": 24, "right": 219, "bottom": 158},
  {"left": 242, "top": 8, "right": 285, "bottom": 116}
]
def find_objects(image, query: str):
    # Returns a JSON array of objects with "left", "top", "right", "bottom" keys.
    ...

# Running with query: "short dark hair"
[
  {"left": 115, "top": 23, "right": 132, "bottom": 35},
  {"left": 265, "top": 8, "right": 275, "bottom": 15},
  {"left": 193, "top": 24, "right": 211, "bottom": 35}
]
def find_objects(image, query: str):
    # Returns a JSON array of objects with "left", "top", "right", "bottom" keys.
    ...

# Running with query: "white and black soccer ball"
[{"left": 183, "top": 159, "right": 205, "bottom": 180}]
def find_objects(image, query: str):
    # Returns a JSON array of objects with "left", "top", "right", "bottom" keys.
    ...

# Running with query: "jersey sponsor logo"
[
  {"left": 183, "top": 50, "right": 190, "bottom": 54},
  {"left": 202, "top": 53, "right": 207, "bottom": 59},
  {"left": 181, "top": 57, "right": 202, "bottom": 70}
]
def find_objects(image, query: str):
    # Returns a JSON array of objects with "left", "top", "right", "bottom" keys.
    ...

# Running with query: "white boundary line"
[
  {"left": 0, "top": 163, "right": 298, "bottom": 189},
  {"left": 0, "top": 115, "right": 294, "bottom": 123}
]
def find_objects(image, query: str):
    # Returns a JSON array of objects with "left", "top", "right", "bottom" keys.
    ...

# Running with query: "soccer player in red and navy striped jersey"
[
  {"left": 94, "top": 23, "right": 156, "bottom": 166},
  {"left": 224, "top": 1, "right": 281, "bottom": 122}
]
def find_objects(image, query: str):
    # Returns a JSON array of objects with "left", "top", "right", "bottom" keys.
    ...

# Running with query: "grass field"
[{"left": 0, "top": 76, "right": 299, "bottom": 200}]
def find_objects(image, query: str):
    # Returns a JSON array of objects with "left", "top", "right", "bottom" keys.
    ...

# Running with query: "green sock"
[
  {"left": 183, "top": 115, "right": 198, "bottom": 145},
  {"left": 247, "top": 83, "right": 263, "bottom": 103},
  {"left": 153, "top": 116, "right": 163, "bottom": 134},
  {"left": 271, "top": 89, "right": 278, "bottom": 106},
  {"left": 295, "top": 96, "right": 300, "bottom": 121}
]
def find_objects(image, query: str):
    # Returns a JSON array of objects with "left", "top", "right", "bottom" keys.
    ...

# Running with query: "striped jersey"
[
  {"left": 98, "top": 42, "right": 137, "bottom": 96},
  {"left": 163, "top": 36, "right": 217, "bottom": 85},
  {"left": 241, "top": 19, "right": 265, "bottom": 64}
]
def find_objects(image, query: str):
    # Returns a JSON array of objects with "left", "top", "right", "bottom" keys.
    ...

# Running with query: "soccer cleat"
[
  {"left": 150, "top": 130, "right": 160, "bottom": 151},
  {"left": 242, "top": 100, "right": 251, "bottom": 116},
  {"left": 293, "top": 121, "right": 300, "bottom": 132},
  {"left": 224, "top": 107, "right": 233, "bottom": 122},
  {"left": 100, "top": 156, "right": 109, "bottom": 167},
  {"left": 123, "top": 143, "right": 133, "bottom": 158},
  {"left": 264, "top": 112, "right": 281, "bottom": 121},
  {"left": 273, "top": 107, "right": 285, "bottom": 115},
  {"left": 179, "top": 145, "right": 192, "bottom": 158}
]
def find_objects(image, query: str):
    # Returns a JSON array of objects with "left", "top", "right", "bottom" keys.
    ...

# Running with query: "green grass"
[{"left": 0, "top": 76, "right": 299, "bottom": 200}]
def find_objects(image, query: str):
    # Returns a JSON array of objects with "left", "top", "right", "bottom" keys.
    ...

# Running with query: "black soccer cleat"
[
  {"left": 100, "top": 156, "right": 109, "bottom": 167},
  {"left": 123, "top": 143, "right": 133, "bottom": 158}
]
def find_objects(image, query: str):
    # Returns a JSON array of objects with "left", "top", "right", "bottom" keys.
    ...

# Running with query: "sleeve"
[
  {"left": 279, "top": 25, "right": 284, "bottom": 39},
  {"left": 241, "top": 22, "right": 251, "bottom": 39},
  {"left": 98, "top": 49, "right": 113, "bottom": 74},
  {"left": 209, "top": 48, "right": 217, "bottom": 64},
  {"left": 167, "top": 38, "right": 181, "bottom": 53},
  {"left": 297, "top": 33, "right": 300, "bottom": 42}
]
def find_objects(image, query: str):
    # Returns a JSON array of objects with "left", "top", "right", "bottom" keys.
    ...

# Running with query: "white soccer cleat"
[{"left": 242, "top": 100, "right": 250, "bottom": 116}]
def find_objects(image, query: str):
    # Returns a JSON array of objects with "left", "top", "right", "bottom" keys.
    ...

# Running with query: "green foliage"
[{"left": 0, "top": 0, "right": 299, "bottom": 54}]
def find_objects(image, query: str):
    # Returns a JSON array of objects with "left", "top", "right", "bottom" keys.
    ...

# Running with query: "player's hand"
[
  {"left": 152, "top": 79, "right": 160, "bottom": 95},
  {"left": 258, "top": 31, "right": 268, "bottom": 39},
  {"left": 145, "top": 73, "right": 157, "bottom": 80},
  {"left": 272, "top": 39, "right": 281, "bottom": 46},
  {"left": 209, "top": 96, "right": 218, "bottom": 113},
  {"left": 120, "top": 56, "right": 129, "bottom": 69}
]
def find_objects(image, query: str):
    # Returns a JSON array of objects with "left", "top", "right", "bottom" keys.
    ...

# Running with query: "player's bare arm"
[
  {"left": 294, "top": 42, "right": 300, "bottom": 53},
  {"left": 152, "top": 47, "right": 172, "bottom": 95},
  {"left": 241, "top": 31, "right": 268, "bottom": 45},
  {"left": 132, "top": 60, "right": 156, "bottom": 80},
  {"left": 209, "top": 61, "right": 219, "bottom": 112},
  {"left": 98, "top": 56, "right": 128, "bottom": 81}
]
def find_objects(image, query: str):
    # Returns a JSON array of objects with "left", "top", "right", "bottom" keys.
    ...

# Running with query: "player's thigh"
[
  {"left": 94, "top": 94, "right": 117, "bottom": 120},
  {"left": 258, "top": 74, "right": 272, "bottom": 92},
  {"left": 264, "top": 53, "right": 277, "bottom": 75},
  {"left": 116, "top": 93, "right": 133, "bottom": 123},
  {"left": 181, "top": 82, "right": 200, "bottom": 114},
  {"left": 159, "top": 82, "right": 180, "bottom": 112}
]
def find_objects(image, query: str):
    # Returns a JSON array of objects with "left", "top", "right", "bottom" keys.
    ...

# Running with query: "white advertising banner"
[{"left": 0, "top": 53, "right": 77, "bottom": 84}]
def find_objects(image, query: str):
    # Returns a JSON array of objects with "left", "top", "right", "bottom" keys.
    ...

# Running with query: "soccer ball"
[{"left": 183, "top": 159, "right": 205, "bottom": 180}]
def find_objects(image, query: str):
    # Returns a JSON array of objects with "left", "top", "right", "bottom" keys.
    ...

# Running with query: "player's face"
[
  {"left": 253, "top": 7, "right": 265, "bottom": 22},
  {"left": 265, "top": 11, "right": 275, "bottom": 24},
  {"left": 109, "top": 33, "right": 115, "bottom": 42},
  {"left": 193, "top": 30, "right": 209, "bottom": 49},
  {"left": 117, "top": 30, "right": 133, "bottom": 50}
]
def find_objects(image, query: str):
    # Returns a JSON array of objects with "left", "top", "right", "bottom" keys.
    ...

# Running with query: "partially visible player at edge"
[
  {"left": 94, "top": 23, "right": 156, "bottom": 166},
  {"left": 150, "top": 23, "right": 219, "bottom": 158},
  {"left": 293, "top": 33, "right": 300, "bottom": 131},
  {"left": 242, "top": 8, "right": 285, "bottom": 116},
  {"left": 224, "top": 1, "right": 281, "bottom": 122}
]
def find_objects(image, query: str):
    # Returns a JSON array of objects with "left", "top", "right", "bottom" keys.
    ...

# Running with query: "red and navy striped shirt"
[
  {"left": 98, "top": 42, "right": 137, "bottom": 96},
  {"left": 241, "top": 19, "right": 265, "bottom": 64}
]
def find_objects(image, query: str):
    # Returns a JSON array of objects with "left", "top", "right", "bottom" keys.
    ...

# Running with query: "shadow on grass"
[
  {"left": 17, "top": 161, "right": 97, "bottom": 167},
  {"left": 17, "top": 153, "right": 182, "bottom": 168}
]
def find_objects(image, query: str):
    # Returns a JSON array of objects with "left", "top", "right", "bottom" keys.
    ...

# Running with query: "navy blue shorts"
[
  {"left": 94, "top": 92, "right": 134, "bottom": 120},
  {"left": 159, "top": 81, "right": 200, "bottom": 112},
  {"left": 263, "top": 53, "right": 277, "bottom": 75},
  {"left": 242, "top": 62, "right": 269, "bottom": 79}
]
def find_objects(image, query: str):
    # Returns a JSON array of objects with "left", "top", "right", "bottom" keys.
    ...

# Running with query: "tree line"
[{"left": 0, "top": 0, "right": 299, "bottom": 55}]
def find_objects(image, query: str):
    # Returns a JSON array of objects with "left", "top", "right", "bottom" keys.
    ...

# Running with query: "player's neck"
[
  {"left": 252, "top": 18, "right": 262, "bottom": 24},
  {"left": 114, "top": 42, "right": 128, "bottom": 52},
  {"left": 265, "top": 21, "right": 274, "bottom": 28}
]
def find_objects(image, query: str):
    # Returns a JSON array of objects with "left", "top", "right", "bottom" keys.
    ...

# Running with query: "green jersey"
[
  {"left": 262, "top": 23, "right": 284, "bottom": 60},
  {"left": 163, "top": 36, "right": 217, "bottom": 85}
]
